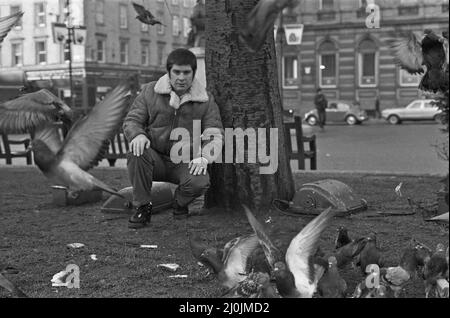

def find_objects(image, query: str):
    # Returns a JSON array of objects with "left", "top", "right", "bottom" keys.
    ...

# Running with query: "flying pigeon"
[
  {"left": 0, "top": 79, "right": 135, "bottom": 198},
  {"left": 0, "top": 89, "right": 73, "bottom": 134},
  {"left": 317, "top": 256, "right": 347, "bottom": 298},
  {"left": 0, "top": 11, "right": 24, "bottom": 44},
  {"left": 240, "top": 0, "right": 299, "bottom": 52},
  {"left": 243, "top": 205, "right": 335, "bottom": 298},
  {"left": 423, "top": 243, "right": 448, "bottom": 298},
  {"left": 389, "top": 30, "right": 449, "bottom": 93},
  {"left": 132, "top": 2, "right": 165, "bottom": 26}
]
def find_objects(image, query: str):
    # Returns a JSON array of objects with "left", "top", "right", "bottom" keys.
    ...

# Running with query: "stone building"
[
  {"left": 279, "top": 0, "right": 449, "bottom": 116},
  {"left": 0, "top": 0, "right": 196, "bottom": 110}
]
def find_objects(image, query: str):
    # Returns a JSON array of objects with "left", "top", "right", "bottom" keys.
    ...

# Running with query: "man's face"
[{"left": 169, "top": 64, "right": 194, "bottom": 95}]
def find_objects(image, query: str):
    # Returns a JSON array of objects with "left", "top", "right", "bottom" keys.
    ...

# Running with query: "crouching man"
[{"left": 123, "top": 48, "right": 224, "bottom": 229}]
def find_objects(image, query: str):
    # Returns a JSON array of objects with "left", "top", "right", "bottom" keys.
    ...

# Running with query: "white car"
[{"left": 381, "top": 99, "right": 442, "bottom": 125}]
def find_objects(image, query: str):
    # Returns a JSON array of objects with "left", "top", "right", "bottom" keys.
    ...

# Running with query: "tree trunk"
[{"left": 204, "top": 0, "right": 295, "bottom": 212}]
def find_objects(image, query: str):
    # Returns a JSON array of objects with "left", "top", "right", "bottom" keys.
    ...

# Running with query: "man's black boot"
[
  {"left": 173, "top": 201, "right": 189, "bottom": 220},
  {"left": 128, "top": 203, "right": 152, "bottom": 229}
]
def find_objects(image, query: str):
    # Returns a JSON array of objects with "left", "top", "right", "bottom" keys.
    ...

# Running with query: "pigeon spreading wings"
[
  {"left": 389, "top": 31, "right": 425, "bottom": 75},
  {"left": 132, "top": 2, "right": 165, "bottom": 26},
  {"left": 29, "top": 80, "right": 134, "bottom": 196},
  {"left": 244, "top": 205, "right": 334, "bottom": 298},
  {"left": 0, "top": 11, "right": 24, "bottom": 44},
  {"left": 1, "top": 77, "right": 136, "bottom": 197},
  {"left": 240, "top": 0, "right": 299, "bottom": 52},
  {"left": 0, "top": 89, "right": 73, "bottom": 134},
  {"left": 389, "top": 30, "right": 449, "bottom": 92}
]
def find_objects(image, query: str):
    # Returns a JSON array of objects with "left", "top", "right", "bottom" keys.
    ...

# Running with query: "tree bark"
[{"left": 204, "top": 0, "right": 295, "bottom": 212}]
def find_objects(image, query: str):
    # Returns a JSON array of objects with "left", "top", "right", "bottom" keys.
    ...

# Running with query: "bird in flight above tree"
[{"left": 132, "top": 2, "right": 165, "bottom": 26}]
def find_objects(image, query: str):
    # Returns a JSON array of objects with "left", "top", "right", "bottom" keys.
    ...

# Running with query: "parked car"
[
  {"left": 381, "top": 99, "right": 441, "bottom": 125},
  {"left": 304, "top": 101, "right": 368, "bottom": 126}
]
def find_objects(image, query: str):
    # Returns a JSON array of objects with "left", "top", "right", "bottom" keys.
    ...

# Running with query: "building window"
[
  {"left": 183, "top": 17, "right": 191, "bottom": 38},
  {"left": 141, "top": 42, "right": 150, "bottom": 66},
  {"left": 319, "top": 0, "right": 334, "bottom": 10},
  {"left": 119, "top": 4, "right": 128, "bottom": 29},
  {"left": 283, "top": 56, "right": 298, "bottom": 88},
  {"left": 11, "top": 42, "right": 23, "bottom": 66},
  {"left": 141, "top": 23, "right": 149, "bottom": 32},
  {"left": 172, "top": 16, "right": 180, "bottom": 36},
  {"left": 157, "top": 24, "right": 165, "bottom": 35},
  {"left": 35, "top": 40, "right": 47, "bottom": 65},
  {"left": 358, "top": 39, "right": 378, "bottom": 87},
  {"left": 96, "top": 0, "right": 104, "bottom": 25},
  {"left": 399, "top": 69, "right": 421, "bottom": 86},
  {"left": 35, "top": 3, "right": 46, "bottom": 27},
  {"left": 318, "top": 41, "right": 337, "bottom": 87},
  {"left": 120, "top": 40, "right": 129, "bottom": 64},
  {"left": 10, "top": 5, "right": 22, "bottom": 29},
  {"left": 157, "top": 43, "right": 165, "bottom": 66},
  {"left": 97, "top": 39, "right": 106, "bottom": 63}
]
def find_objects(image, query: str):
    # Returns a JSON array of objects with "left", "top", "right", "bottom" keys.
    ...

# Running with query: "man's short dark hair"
[{"left": 166, "top": 48, "right": 197, "bottom": 76}]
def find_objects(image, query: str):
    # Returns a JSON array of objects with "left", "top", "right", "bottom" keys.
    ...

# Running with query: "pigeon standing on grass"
[
  {"left": 0, "top": 78, "right": 137, "bottom": 198},
  {"left": 357, "top": 232, "right": 385, "bottom": 275},
  {"left": 423, "top": 243, "right": 448, "bottom": 298},
  {"left": 132, "top": 2, "right": 165, "bottom": 26},
  {"left": 243, "top": 205, "right": 335, "bottom": 298},
  {"left": 334, "top": 226, "right": 352, "bottom": 250},
  {"left": 317, "top": 256, "right": 347, "bottom": 298}
]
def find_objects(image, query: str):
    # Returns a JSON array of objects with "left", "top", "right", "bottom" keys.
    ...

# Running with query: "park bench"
[
  {"left": 283, "top": 116, "right": 317, "bottom": 170},
  {"left": 0, "top": 134, "right": 32, "bottom": 165},
  {"left": 102, "top": 117, "right": 317, "bottom": 171}
]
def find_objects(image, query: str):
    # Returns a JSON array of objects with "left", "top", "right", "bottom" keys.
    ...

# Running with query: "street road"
[
  {"left": 2, "top": 120, "right": 448, "bottom": 175},
  {"left": 300, "top": 120, "right": 448, "bottom": 175}
]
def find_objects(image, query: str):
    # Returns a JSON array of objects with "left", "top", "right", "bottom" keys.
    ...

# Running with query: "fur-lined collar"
[{"left": 154, "top": 74, "right": 209, "bottom": 109}]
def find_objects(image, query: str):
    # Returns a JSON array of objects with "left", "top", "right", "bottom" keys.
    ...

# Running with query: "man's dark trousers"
[
  {"left": 318, "top": 109, "right": 326, "bottom": 128},
  {"left": 127, "top": 148, "right": 210, "bottom": 207}
]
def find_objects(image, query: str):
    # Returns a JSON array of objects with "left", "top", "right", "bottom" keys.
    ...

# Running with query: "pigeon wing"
[
  {"left": 389, "top": 31, "right": 424, "bottom": 74},
  {"left": 221, "top": 234, "right": 261, "bottom": 288},
  {"left": 132, "top": 2, "right": 147, "bottom": 16},
  {"left": 243, "top": 205, "right": 282, "bottom": 268},
  {"left": 33, "top": 124, "right": 64, "bottom": 155},
  {"left": 285, "top": 207, "right": 335, "bottom": 282},
  {"left": 0, "top": 89, "right": 71, "bottom": 134},
  {"left": 57, "top": 82, "right": 131, "bottom": 171}
]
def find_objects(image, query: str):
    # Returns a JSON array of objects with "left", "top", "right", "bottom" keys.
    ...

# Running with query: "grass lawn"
[{"left": 0, "top": 167, "right": 448, "bottom": 298}]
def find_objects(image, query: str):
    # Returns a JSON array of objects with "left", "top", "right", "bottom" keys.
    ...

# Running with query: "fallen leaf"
[{"left": 67, "top": 243, "right": 85, "bottom": 248}]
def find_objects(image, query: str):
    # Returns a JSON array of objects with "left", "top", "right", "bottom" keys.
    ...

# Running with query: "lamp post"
[
  {"left": 276, "top": 13, "right": 285, "bottom": 108},
  {"left": 65, "top": 0, "right": 74, "bottom": 108}
]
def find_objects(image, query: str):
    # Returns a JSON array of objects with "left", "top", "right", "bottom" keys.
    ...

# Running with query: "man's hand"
[
  {"left": 130, "top": 134, "right": 150, "bottom": 156},
  {"left": 189, "top": 157, "right": 208, "bottom": 175}
]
